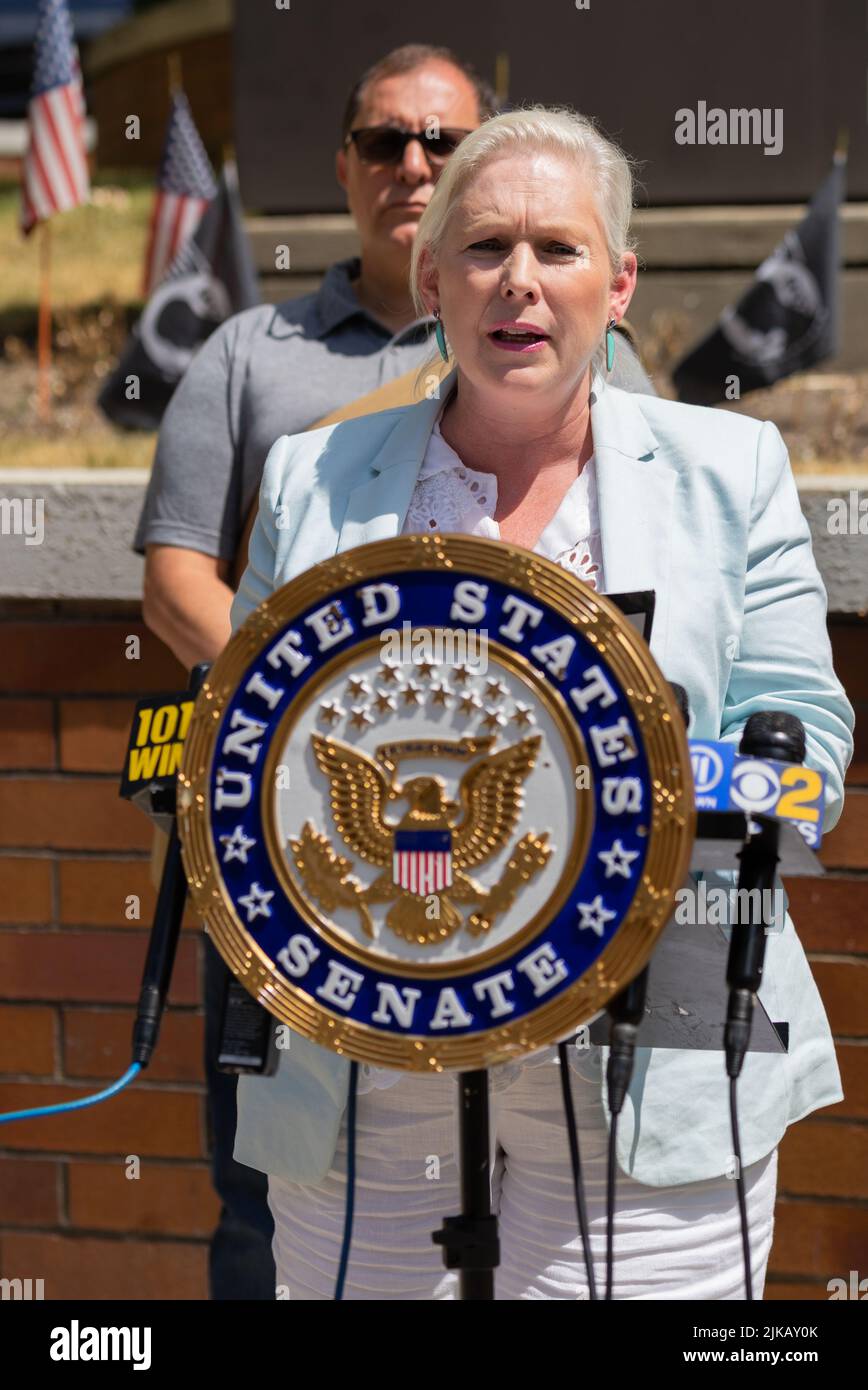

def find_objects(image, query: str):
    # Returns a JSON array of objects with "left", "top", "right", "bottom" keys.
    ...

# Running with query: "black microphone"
[
  {"left": 132, "top": 662, "right": 211, "bottom": 1068},
  {"left": 724, "top": 711, "right": 806, "bottom": 1078}
]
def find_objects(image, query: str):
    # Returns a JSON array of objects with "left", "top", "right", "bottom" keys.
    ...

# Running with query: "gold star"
[
  {"left": 429, "top": 683, "right": 451, "bottom": 707},
  {"left": 378, "top": 664, "right": 402, "bottom": 684},
  {"left": 482, "top": 709, "right": 507, "bottom": 732},
  {"left": 414, "top": 659, "right": 437, "bottom": 680},
  {"left": 373, "top": 689, "right": 396, "bottom": 713},
  {"left": 458, "top": 691, "right": 482, "bottom": 716},
  {"left": 347, "top": 676, "right": 370, "bottom": 700},
  {"left": 402, "top": 682, "right": 424, "bottom": 706},
  {"left": 452, "top": 666, "right": 473, "bottom": 685},
  {"left": 318, "top": 700, "right": 345, "bottom": 726},
  {"left": 511, "top": 701, "right": 534, "bottom": 728},
  {"left": 349, "top": 705, "right": 374, "bottom": 729},
  {"left": 485, "top": 678, "right": 508, "bottom": 703}
]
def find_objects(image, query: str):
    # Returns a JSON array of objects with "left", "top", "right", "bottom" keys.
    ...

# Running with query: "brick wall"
[{"left": 0, "top": 601, "right": 865, "bottom": 1300}]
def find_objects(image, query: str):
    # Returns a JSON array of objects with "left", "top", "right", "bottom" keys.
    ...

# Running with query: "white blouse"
[
  {"left": 403, "top": 414, "right": 606, "bottom": 592},
  {"left": 357, "top": 409, "right": 607, "bottom": 1096}
]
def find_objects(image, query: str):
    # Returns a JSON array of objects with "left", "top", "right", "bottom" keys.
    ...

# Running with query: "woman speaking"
[{"left": 231, "top": 107, "right": 855, "bottom": 1299}]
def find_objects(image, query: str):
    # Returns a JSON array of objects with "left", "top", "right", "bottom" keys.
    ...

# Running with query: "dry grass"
[
  {"left": 0, "top": 172, "right": 156, "bottom": 469},
  {"left": 0, "top": 175, "right": 151, "bottom": 313}
]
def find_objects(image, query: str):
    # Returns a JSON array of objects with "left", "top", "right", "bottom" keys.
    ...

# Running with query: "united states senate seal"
[{"left": 178, "top": 535, "right": 694, "bottom": 1071}]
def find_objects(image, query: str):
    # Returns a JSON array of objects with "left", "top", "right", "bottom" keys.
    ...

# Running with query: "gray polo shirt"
[{"left": 133, "top": 255, "right": 654, "bottom": 561}]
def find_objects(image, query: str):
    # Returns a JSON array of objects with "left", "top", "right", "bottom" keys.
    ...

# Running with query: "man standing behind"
[{"left": 134, "top": 44, "right": 655, "bottom": 1299}]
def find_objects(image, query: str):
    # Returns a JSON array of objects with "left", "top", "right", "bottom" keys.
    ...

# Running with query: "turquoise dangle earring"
[
  {"left": 433, "top": 308, "right": 449, "bottom": 362},
  {"left": 606, "top": 316, "right": 617, "bottom": 372}
]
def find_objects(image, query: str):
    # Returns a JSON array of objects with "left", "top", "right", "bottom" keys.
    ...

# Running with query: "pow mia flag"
[
  {"left": 673, "top": 154, "right": 845, "bottom": 405},
  {"left": 98, "top": 161, "right": 260, "bottom": 430}
]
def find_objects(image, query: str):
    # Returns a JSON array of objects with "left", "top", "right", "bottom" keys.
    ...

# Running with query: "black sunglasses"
[{"left": 346, "top": 125, "right": 473, "bottom": 166}]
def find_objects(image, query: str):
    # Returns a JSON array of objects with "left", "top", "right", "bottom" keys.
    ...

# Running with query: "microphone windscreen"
[
  {"left": 669, "top": 682, "right": 690, "bottom": 728},
  {"left": 739, "top": 711, "right": 806, "bottom": 764}
]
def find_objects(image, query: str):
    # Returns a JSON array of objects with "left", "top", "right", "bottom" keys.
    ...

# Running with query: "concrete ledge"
[
  {"left": 247, "top": 205, "right": 868, "bottom": 275},
  {"left": 0, "top": 470, "right": 147, "bottom": 602},
  {"left": 1, "top": 469, "right": 865, "bottom": 614}
]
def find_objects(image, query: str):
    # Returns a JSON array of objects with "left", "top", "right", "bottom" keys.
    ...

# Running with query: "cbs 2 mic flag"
[
  {"left": 98, "top": 162, "right": 260, "bottom": 431},
  {"left": 673, "top": 155, "right": 845, "bottom": 405},
  {"left": 20, "top": 0, "right": 90, "bottom": 236},
  {"left": 142, "top": 90, "right": 217, "bottom": 296}
]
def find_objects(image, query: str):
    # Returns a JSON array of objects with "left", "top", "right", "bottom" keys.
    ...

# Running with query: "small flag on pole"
[
  {"left": 99, "top": 161, "right": 260, "bottom": 431},
  {"left": 672, "top": 153, "right": 846, "bottom": 406},
  {"left": 20, "top": 0, "right": 90, "bottom": 236},
  {"left": 142, "top": 89, "right": 217, "bottom": 296}
]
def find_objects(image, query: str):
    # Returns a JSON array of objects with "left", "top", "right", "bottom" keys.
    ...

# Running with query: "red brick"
[
  {"left": 0, "top": 1005, "right": 56, "bottom": 1073},
  {"left": 64, "top": 1007, "right": 204, "bottom": 1082},
  {"left": 0, "top": 1157, "right": 60, "bottom": 1225},
  {"left": 0, "top": 930, "right": 199, "bottom": 1004},
  {"left": 59, "top": 699, "right": 137, "bottom": 773},
  {"left": 769, "top": 1200, "right": 868, "bottom": 1278},
  {"left": 0, "top": 1231, "right": 207, "bottom": 1299},
  {"left": 0, "top": 700, "right": 54, "bottom": 769},
  {"left": 819, "top": 791, "right": 868, "bottom": 869},
  {"left": 831, "top": 622, "right": 868, "bottom": 703},
  {"left": 0, "top": 1081, "right": 204, "bottom": 1157},
  {"left": 68, "top": 1159, "right": 219, "bottom": 1236},
  {"left": 0, "top": 857, "right": 53, "bottom": 924},
  {"left": 785, "top": 876, "right": 867, "bottom": 953},
  {"left": 58, "top": 857, "right": 155, "bottom": 927},
  {"left": 0, "top": 622, "right": 185, "bottom": 696},
  {"left": 0, "top": 779, "right": 152, "bottom": 851},
  {"left": 778, "top": 1121, "right": 868, "bottom": 1199},
  {"left": 810, "top": 960, "right": 868, "bottom": 1037},
  {"left": 57, "top": 855, "right": 199, "bottom": 929}
]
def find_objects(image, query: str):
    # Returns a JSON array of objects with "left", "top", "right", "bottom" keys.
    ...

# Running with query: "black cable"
[
  {"left": 557, "top": 1042, "right": 598, "bottom": 1300},
  {"left": 334, "top": 1061, "right": 359, "bottom": 1301},
  {"left": 729, "top": 1076, "right": 753, "bottom": 1302},
  {"left": 606, "top": 1114, "right": 618, "bottom": 1301}
]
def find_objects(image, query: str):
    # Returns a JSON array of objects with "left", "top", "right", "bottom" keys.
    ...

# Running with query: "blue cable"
[
  {"left": 0, "top": 1063, "right": 142, "bottom": 1124},
  {"left": 334, "top": 1061, "right": 359, "bottom": 1301}
]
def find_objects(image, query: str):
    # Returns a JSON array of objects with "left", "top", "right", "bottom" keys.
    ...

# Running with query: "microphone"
[
  {"left": 724, "top": 711, "right": 806, "bottom": 1078},
  {"left": 131, "top": 662, "right": 211, "bottom": 1068}
]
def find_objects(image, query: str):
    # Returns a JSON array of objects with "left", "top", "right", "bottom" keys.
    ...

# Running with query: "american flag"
[
  {"left": 393, "top": 830, "right": 453, "bottom": 896},
  {"left": 20, "top": 0, "right": 90, "bottom": 236},
  {"left": 142, "top": 90, "right": 217, "bottom": 295}
]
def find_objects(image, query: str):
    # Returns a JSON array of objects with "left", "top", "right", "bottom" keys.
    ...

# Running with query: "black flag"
[
  {"left": 98, "top": 161, "right": 260, "bottom": 430},
  {"left": 672, "top": 154, "right": 845, "bottom": 406}
]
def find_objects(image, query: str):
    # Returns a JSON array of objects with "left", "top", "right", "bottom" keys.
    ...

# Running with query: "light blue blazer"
[{"left": 229, "top": 369, "right": 855, "bottom": 1188}]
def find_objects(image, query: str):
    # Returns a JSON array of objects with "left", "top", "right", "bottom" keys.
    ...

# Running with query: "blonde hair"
[{"left": 410, "top": 105, "right": 637, "bottom": 380}]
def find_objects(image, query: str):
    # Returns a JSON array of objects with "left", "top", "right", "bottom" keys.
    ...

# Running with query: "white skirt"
[{"left": 267, "top": 1052, "right": 778, "bottom": 1300}]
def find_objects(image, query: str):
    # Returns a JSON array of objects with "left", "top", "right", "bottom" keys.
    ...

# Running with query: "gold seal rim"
[{"left": 178, "top": 533, "right": 695, "bottom": 1072}]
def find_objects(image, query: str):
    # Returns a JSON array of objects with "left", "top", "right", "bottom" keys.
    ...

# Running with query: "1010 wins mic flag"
[
  {"left": 98, "top": 161, "right": 260, "bottom": 432},
  {"left": 673, "top": 154, "right": 845, "bottom": 406}
]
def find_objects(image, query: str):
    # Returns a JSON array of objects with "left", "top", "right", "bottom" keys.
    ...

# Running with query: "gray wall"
[{"left": 234, "top": 0, "right": 868, "bottom": 213}]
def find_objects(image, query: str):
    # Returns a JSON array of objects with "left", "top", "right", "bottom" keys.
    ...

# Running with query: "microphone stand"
[
  {"left": 432, "top": 1070, "right": 499, "bottom": 1299},
  {"left": 725, "top": 712, "right": 806, "bottom": 1301}
]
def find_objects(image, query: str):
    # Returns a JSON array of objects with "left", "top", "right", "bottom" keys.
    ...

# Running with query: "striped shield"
[{"left": 392, "top": 829, "right": 453, "bottom": 896}]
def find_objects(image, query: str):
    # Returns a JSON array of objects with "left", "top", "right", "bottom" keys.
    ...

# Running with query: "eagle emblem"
[{"left": 289, "top": 732, "right": 553, "bottom": 945}]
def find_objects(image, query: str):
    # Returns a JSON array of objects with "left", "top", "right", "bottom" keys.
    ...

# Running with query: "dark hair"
[{"left": 341, "top": 44, "right": 498, "bottom": 142}]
